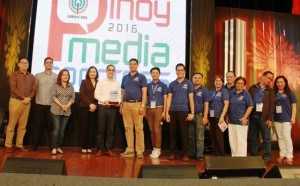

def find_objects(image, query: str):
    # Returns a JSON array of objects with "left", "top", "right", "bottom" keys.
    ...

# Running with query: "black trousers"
[
  {"left": 169, "top": 111, "right": 189, "bottom": 156},
  {"left": 96, "top": 107, "right": 117, "bottom": 151},
  {"left": 79, "top": 106, "right": 97, "bottom": 149},
  {"left": 209, "top": 117, "right": 225, "bottom": 156},
  {"left": 30, "top": 104, "right": 52, "bottom": 148}
]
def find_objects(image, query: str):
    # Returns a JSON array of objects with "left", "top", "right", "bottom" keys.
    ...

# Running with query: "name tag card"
[
  {"left": 256, "top": 103, "right": 263, "bottom": 112},
  {"left": 210, "top": 110, "right": 214, "bottom": 117},
  {"left": 150, "top": 101, "right": 156, "bottom": 108},
  {"left": 276, "top": 105, "right": 282, "bottom": 113}
]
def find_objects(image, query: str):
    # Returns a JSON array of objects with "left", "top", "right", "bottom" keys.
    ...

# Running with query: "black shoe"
[
  {"left": 196, "top": 157, "right": 204, "bottom": 162},
  {"left": 29, "top": 145, "right": 37, "bottom": 151}
]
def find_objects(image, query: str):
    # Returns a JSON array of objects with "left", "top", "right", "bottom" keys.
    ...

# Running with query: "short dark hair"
[
  {"left": 226, "top": 71, "right": 235, "bottom": 77},
  {"left": 262, "top": 71, "right": 274, "bottom": 76},
  {"left": 106, "top": 64, "right": 115, "bottom": 70},
  {"left": 193, "top": 72, "right": 203, "bottom": 78},
  {"left": 85, "top": 66, "right": 98, "bottom": 81},
  {"left": 175, "top": 63, "right": 186, "bottom": 70},
  {"left": 234, "top": 76, "right": 246, "bottom": 85},
  {"left": 44, "top": 57, "right": 53, "bottom": 63},
  {"left": 150, "top": 67, "right": 160, "bottom": 74},
  {"left": 129, "top": 58, "right": 138, "bottom": 64},
  {"left": 214, "top": 75, "right": 224, "bottom": 83}
]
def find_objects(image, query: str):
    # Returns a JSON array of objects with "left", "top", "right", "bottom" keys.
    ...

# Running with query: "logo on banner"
[{"left": 69, "top": 0, "right": 88, "bottom": 14}]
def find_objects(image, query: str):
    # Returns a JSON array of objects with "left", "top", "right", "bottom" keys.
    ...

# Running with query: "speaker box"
[
  {"left": 138, "top": 165, "right": 199, "bottom": 179},
  {"left": 3, "top": 157, "right": 67, "bottom": 175},
  {"left": 201, "top": 156, "right": 266, "bottom": 178},
  {"left": 264, "top": 165, "right": 300, "bottom": 178}
]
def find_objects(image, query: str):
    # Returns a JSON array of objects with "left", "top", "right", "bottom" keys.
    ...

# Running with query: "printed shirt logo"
[
  {"left": 216, "top": 92, "right": 222, "bottom": 97},
  {"left": 196, "top": 92, "right": 202, "bottom": 97},
  {"left": 182, "top": 84, "right": 188, "bottom": 89},
  {"left": 238, "top": 96, "right": 244, "bottom": 101},
  {"left": 133, "top": 77, "right": 139, "bottom": 81},
  {"left": 157, "top": 87, "right": 162, "bottom": 92}
]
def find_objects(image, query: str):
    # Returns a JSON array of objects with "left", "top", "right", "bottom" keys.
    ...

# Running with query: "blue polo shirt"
[
  {"left": 209, "top": 87, "right": 229, "bottom": 117},
  {"left": 169, "top": 78, "right": 194, "bottom": 112},
  {"left": 224, "top": 84, "right": 236, "bottom": 94},
  {"left": 194, "top": 85, "right": 209, "bottom": 113},
  {"left": 121, "top": 72, "right": 147, "bottom": 100},
  {"left": 229, "top": 90, "right": 253, "bottom": 125},
  {"left": 253, "top": 84, "right": 265, "bottom": 104},
  {"left": 147, "top": 80, "right": 168, "bottom": 106},
  {"left": 274, "top": 91, "right": 297, "bottom": 122}
]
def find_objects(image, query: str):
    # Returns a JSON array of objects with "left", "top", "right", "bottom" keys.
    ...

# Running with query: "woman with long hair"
[
  {"left": 273, "top": 76, "right": 297, "bottom": 165},
  {"left": 79, "top": 66, "right": 98, "bottom": 153}
]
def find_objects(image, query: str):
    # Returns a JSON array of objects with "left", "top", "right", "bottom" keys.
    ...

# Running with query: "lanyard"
[{"left": 152, "top": 84, "right": 158, "bottom": 100}]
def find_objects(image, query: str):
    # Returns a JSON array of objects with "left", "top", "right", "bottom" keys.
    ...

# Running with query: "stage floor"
[{"left": 0, "top": 147, "right": 299, "bottom": 178}]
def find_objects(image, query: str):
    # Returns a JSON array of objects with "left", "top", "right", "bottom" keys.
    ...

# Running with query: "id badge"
[
  {"left": 210, "top": 110, "right": 214, "bottom": 117},
  {"left": 256, "top": 103, "right": 263, "bottom": 112},
  {"left": 276, "top": 105, "right": 282, "bottom": 113},
  {"left": 150, "top": 101, "right": 156, "bottom": 108}
]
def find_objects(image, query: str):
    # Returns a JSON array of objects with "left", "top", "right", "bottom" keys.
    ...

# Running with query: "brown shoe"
[
  {"left": 182, "top": 155, "right": 189, "bottom": 162},
  {"left": 277, "top": 157, "right": 285, "bottom": 164},
  {"left": 95, "top": 150, "right": 102, "bottom": 157},
  {"left": 105, "top": 151, "right": 116, "bottom": 157},
  {"left": 16, "top": 147, "right": 29, "bottom": 152},
  {"left": 264, "top": 159, "right": 271, "bottom": 164},
  {"left": 286, "top": 158, "right": 293, "bottom": 165},
  {"left": 168, "top": 153, "right": 175, "bottom": 160},
  {"left": 5, "top": 147, "right": 13, "bottom": 153}
]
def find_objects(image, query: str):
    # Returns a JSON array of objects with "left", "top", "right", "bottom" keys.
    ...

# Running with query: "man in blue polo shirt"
[
  {"left": 146, "top": 67, "right": 168, "bottom": 159},
  {"left": 248, "top": 71, "right": 275, "bottom": 164},
  {"left": 120, "top": 58, "right": 147, "bottom": 158},
  {"left": 166, "top": 63, "right": 195, "bottom": 162},
  {"left": 189, "top": 73, "right": 209, "bottom": 161}
]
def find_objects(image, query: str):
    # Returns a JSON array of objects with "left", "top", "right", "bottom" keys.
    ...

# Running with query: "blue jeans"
[
  {"left": 249, "top": 114, "right": 271, "bottom": 160},
  {"left": 189, "top": 113, "right": 205, "bottom": 158},
  {"left": 51, "top": 114, "right": 69, "bottom": 149}
]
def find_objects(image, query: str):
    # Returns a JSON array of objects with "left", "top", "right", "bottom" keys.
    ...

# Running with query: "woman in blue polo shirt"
[
  {"left": 208, "top": 75, "right": 229, "bottom": 156},
  {"left": 273, "top": 76, "right": 297, "bottom": 165},
  {"left": 228, "top": 76, "right": 253, "bottom": 157}
]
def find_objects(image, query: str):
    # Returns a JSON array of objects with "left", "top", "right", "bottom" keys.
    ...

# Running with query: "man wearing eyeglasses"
[
  {"left": 94, "top": 65, "right": 121, "bottom": 157},
  {"left": 29, "top": 57, "right": 57, "bottom": 151},
  {"left": 5, "top": 58, "right": 36, "bottom": 153},
  {"left": 248, "top": 71, "right": 276, "bottom": 164}
]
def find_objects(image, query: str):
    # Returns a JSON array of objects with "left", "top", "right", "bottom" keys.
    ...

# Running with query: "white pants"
[
  {"left": 274, "top": 122, "right": 293, "bottom": 159},
  {"left": 228, "top": 123, "right": 248, "bottom": 157}
]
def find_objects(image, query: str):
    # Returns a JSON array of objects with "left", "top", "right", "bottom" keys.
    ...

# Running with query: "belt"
[
  {"left": 11, "top": 97, "right": 22, "bottom": 100},
  {"left": 124, "top": 99, "right": 142, "bottom": 103},
  {"left": 146, "top": 105, "right": 164, "bottom": 108},
  {"left": 98, "top": 104, "right": 117, "bottom": 109}
]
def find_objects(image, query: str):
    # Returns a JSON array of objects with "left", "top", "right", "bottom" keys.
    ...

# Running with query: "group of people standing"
[{"left": 4, "top": 57, "right": 297, "bottom": 165}]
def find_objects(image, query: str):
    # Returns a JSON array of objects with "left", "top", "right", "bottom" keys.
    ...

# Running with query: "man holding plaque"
[{"left": 94, "top": 65, "right": 121, "bottom": 157}]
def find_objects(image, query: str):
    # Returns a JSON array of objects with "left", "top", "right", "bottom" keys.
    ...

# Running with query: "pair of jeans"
[
  {"left": 189, "top": 113, "right": 205, "bottom": 158},
  {"left": 249, "top": 114, "right": 271, "bottom": 160},
  {"left": 169, "top": 111, "right": 189, "bottom": 156},
  {"left": 5, "top": 98, "right": 31, "bottom": 148},
  {"left": 146, "top": 107, "right": 164, "bottom": 149},
  {"left": 96, "top": 107, "right": 117, "bottom": 150},
  {"left": 79, "top": 106, "right": 97, "bottom": 149},
  {"left": 51, "top": 114, "right": 69, "bottom": 149},
  {"left": 209, "top": 117, "right": 225, "bottom": 156},
  {"left": 30, "top": 104, "right": 52, "bottom": 148}
]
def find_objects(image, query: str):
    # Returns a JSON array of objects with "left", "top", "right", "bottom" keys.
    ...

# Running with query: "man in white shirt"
[{"left": 94, "top": 65, "right": 121, "bottom": 157}]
